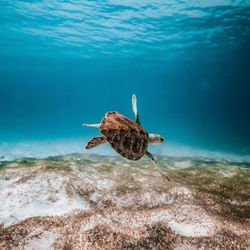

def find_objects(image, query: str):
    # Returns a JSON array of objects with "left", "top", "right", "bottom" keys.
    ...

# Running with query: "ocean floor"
[{"left": 0, "top": 153, "right": 249, "bottom": 249}]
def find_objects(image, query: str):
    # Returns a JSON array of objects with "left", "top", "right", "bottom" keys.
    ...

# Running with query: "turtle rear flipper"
[
  {"left": 85, "top": 136, "right": 107, "bottom": 149},
  {"left": 145, "top": 151, "right": 171, "bottom": 181}
]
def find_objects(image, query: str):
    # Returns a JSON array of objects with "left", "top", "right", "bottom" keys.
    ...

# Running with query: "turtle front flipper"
[
  {"left": 85, "top": 136, "right": 107, "bottom": 149},
  {"left": 145, "top": 151, "right": 171, "bottom": 181},
  {"left": 132, "top": 94, "right": 141, "bottom": 125}
]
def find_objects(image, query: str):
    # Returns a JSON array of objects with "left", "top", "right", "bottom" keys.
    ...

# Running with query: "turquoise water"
[{"left": 0, "top": 0, "right": 249, "bottom": 160}]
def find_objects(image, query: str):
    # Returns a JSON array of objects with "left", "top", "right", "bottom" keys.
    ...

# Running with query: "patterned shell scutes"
[{"left": 99, "top": 112, "right": 149, "bottom": 160}]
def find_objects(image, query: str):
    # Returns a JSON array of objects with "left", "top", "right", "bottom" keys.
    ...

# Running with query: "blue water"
[{"left": 0, "top": 0, "right": 249, "bottom": 160}]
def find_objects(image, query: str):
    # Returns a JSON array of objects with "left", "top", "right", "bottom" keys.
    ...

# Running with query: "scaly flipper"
[
  {"left": 85, "top": 136, "right": 107, "bottom": 149},
  {"left": 145, "top": 151, "right": 171, "bottom": 181},
  {"left": 132, "top": 94, "right": 141, "bottom": 125},
  {"left": 82, "top": 123, "right": 100, "bottom": 127}
]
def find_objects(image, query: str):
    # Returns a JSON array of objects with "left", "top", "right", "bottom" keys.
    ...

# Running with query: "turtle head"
[{"left": 148, "top": 134, "right": 164, "bottom": 145}]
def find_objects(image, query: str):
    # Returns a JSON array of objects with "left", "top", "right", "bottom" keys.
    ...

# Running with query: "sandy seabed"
[{"left": 0, "top": 153, "right": 249, "bottom": 249}]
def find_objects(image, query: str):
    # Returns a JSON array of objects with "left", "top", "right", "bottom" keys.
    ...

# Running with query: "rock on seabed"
[{"left": 0, "top": 153, "right": 249, "bottom": 249}]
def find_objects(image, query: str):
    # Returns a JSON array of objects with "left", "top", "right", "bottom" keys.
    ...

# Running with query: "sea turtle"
[{"left": 83, "top": 94, "right": 170, "bottom": 180}]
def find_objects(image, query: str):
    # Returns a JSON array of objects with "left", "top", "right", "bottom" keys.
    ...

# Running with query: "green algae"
[
  {"left": 46, "top": 164, "right": 72, "bottom": 171},
  {"left": 0, "top": 153, "right": 249, "bottom": 220}
]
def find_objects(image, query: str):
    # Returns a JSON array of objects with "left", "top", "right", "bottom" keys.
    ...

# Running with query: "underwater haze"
[
  {"left": 0, "top": 0, "right": 250, "bottom": 160},
  {"left": 1, "top": 2, "right": 250, "bottom": 247}
]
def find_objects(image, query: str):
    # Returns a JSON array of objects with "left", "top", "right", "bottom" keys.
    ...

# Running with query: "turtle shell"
[{"left": 99, "top": 111, "right": 149, "bottom": 160}]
